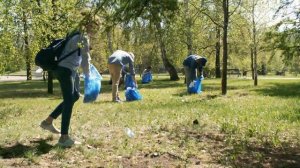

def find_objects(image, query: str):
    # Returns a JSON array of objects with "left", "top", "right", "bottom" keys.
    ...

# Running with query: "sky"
[{"left": 267, "top": 0, "right": 300, "bottom": 26}]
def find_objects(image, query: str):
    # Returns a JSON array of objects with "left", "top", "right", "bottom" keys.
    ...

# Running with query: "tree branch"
[
  {"left": 229, "top": 0, "right": 241, "bottom": 17},
  {"left": 189, "top": 2, "right": 223, "bottom": 28},
  {"left": 202, "top": 11, "right": 223, "bottom": 28}
]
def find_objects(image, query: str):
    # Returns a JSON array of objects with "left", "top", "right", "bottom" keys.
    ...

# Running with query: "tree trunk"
[
  {"left": 159, "top": 40, "right": 179, "bottom": 81},
  {"left": 106, "top": 27, "right": 114, "bottom": 54},
  {"left": 23, "top": 11, "right": 32, "bottom": 80},
  {"left": 215, "top": 26, "right": 221, "bottom": 78},
  {"left": 253, "top": 46, "right": 258, "bottom": 86},
  {"left": 48, "top": 72, "right": 54, "bottom": 94},
  {"left": 252, "top": 1, "right": 258, "bottom": 86},
  {"left": 184, "top": 0, "right": 193, "bottom": 55},
  {"left": 47, "top": 0, "right": 58, "bottom": 94},
  {"left": 251, "top": 47, "right": 254, "bottom": 79},
  {"left": 221, "top": 0, "right": 229, "bottom": 95},
  {"left": 156, "top": 23, "right": 179, "bottom": 81},
  {"left": 36, "top": 0, "right": 41, "bottom": 7}
]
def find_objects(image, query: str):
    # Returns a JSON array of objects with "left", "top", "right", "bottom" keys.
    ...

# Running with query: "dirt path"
[{"left": 0, "top": 75, "right": 42, "bottom": 82}]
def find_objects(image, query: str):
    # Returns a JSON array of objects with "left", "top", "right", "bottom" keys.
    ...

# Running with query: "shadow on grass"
[
  {"left": 0, "top": 79, "right": 184, "bottom": 99},
  {"left": 163, "top": 126, "right": 300, "bottom": 167},
  {"left": 0, "top": 137, "right": 53, "bottom": 159},
  {"left": 0, "top": 80, "right": 60, "bottom": 99},
  {"left": 220, "top": 141, "right": 300, "bottom": 168},
  {"left": 0, "top": 78, "right": 255, "bottom": 99},
  {"left": 255, "top": 82, "right": 300, "bottom": 98}
]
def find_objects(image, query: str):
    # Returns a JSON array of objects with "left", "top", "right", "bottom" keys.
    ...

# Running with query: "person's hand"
[
  {"left": 200, "top": 75, "right": 204, "bottom": 80},
  {"left": 84, "top": 73, "right": 90, "bottom": 79}
]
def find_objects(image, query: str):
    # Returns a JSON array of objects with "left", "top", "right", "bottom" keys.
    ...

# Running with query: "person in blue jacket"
[{"left": 183, "top": 55, "right": 207, "bottom": 87}]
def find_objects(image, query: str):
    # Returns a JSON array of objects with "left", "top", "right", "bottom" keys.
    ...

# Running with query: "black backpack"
[{"left": 35, "top": 32, "right": 80, "bottom": 71}]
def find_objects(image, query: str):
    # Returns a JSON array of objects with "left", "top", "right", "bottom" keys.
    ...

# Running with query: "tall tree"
[
  {"left": 251, "top": 0, "right": 258, "bottom": 86},
  {"left": 19, "top": 1, "right": 33, "bottom": 80},
  {"left": 0, "top": 1, "right": 24, "bottom": 74},
  {"left": 222, "top": 0, "right": 229, "bottom": 95},
  {"left": 213, "top": 0, "right": 223, "bottom": 78},
  {"left": 47, "top": 0, "right": 58, "bottom": 94},
  {"left": 221, "top": 0, "right": 241, "bottom": 95},
  {"left": 183, "top": 0, "right": 193, "bottom": 55},
  {"left": 114, "top": 0, "right": 180, "bottom": 80},
  {"left": 196, "top": 0, "right": 223, "bottom": 78},
  {"left": 240, "top": 0, "right": 277, "bottom": 85}
]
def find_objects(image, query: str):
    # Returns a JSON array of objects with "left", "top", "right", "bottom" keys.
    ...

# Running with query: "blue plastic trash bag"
[
  {"left": 83, "top": 64, "right": 102, "bottom": 103},
  {"left": 142, "top": 72, "right": 152, "bottom": 84},
  {"left": 124, "top": 74, "right": 136, "bottom": 89},
  {"left": 188, "top": 78, "right": 202, "bottom": 94},
  {"left": 125, "top": 87, "right": 142, "bottom": 101}
]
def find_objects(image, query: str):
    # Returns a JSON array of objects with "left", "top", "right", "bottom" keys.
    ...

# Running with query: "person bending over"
[
  {"left": 108, "top": 50, "right": 137, "bottom": 102},
  {"left": 183, "top": 54, "right": 207, "bottom": 87}
]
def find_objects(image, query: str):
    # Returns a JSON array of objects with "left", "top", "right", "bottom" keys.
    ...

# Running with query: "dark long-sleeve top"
[{"left": 183, "top": 55, "right": 204, "bottom": 73}]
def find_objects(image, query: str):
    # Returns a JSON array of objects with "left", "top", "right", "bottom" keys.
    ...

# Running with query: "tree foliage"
[
  {"left": 262, "top": 0, "right": 299, "bottom": 75},
  {"left": 0, "top": 0, "right": 298, "bottom": 84}
]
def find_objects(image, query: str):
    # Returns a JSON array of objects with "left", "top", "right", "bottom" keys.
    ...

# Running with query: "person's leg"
[
  {"left": 47, "top": 67, "right": 72, "bottom": 120},
  {"left": 191, "top": 68, "right": 197, "bottom": 81},
  {"left": 48, "top": 67, "right": 79, "bottom": 132},
  {"left": 48, "top": 103, "right": 63, "bottom": 120},
  {"left": 184, "top": 66, "right": 193, "bottom": 88},
  {"left": 58, "top": 69, "right": 79, "bottom": 135},
  {"left": 54, "top": 68, "right": 80, "bottom": 147},
  {"left": 40, "top": 68, "right": 66, "bottom": 134},
  {"left": 108, "top": 64, "right": 122, "bottom": 101}
]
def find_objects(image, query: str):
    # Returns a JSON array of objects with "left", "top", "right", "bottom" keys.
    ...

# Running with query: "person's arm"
[
  {"left": 128, "top": 60, "right": 138, "bottom": 87},
  {"left": 198, "top": 66, "right": 204, "bottom": 79},
  {"left": 142, "top": 69, "right": 147, "bottom": 75},
  {"left": 128, "top": 60, "right": 135, "bottom": 76},
  {"left": 80, "top": 35, "right": 91, "bottom": 78}
]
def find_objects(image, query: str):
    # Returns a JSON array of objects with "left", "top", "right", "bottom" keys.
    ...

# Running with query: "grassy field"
[{"left": 0, "top": 75, "right": 299, "bottom": 167}]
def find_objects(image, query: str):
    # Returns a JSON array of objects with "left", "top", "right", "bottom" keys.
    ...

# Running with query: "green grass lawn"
[{"left": 0, "top": 75, "right": 299, "bottom": 167}]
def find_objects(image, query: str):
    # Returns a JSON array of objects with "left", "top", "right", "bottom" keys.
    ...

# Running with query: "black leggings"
[{"left": 49, "top": 66, "right": 79, "bottom": 134}]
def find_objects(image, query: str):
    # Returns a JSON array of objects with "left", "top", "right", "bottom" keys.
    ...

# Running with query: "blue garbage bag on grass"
[
  {"left": 142, "top": 72, "right": 152, "bottom": 84},
  {"left": 124, "top": 74, "right": 142, "bottom": 101},
  {"left": 125, "top": 87, "right": 142, "bottom": 101},
  {"left": 188, "top": 78, "right": 202, "bottom": 94},
  {"left": 83, "top": 64, "right": 102, "bottom": 103},
  {"left": 124, "top": 74, "right": 136, "bottom": 89}
]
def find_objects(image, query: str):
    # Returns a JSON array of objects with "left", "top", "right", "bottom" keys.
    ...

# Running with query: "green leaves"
[{"left": 0, "top": 0, "right": 89, "bottom": 74}]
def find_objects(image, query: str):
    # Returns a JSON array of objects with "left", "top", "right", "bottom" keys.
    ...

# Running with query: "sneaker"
[
  {"left": 57, "top": 136, "right": 81, "bottom": 148},
  {"left": 113, "top": 96, "right": 123, "bottom": 103},
  {"left": 40, "top": 120, "right": 60, "bottom": 134},
  {"left": 114, "top": 99, "right": 123, "bottom": 103}
]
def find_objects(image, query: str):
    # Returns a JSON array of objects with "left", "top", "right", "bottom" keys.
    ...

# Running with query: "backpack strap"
[
  {"left": 58, "top": 48, "right": 79, "bottom": 62},
  {"left": 57, "top": 32, "right": 81, "bottom": 62}
]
